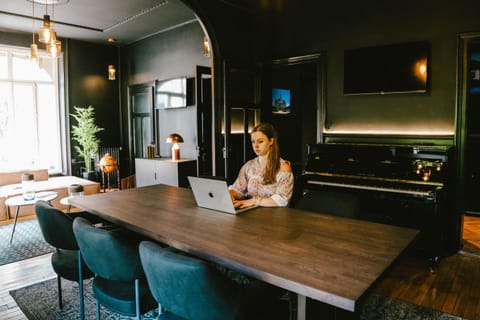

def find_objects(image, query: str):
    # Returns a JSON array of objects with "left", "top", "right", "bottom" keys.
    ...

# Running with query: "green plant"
[{"left": 71, "top": 105, "right": 104, "bottom": 173}]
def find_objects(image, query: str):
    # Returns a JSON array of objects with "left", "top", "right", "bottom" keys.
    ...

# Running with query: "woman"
[{"left": 229, "top": 123, "right": 294, "bottom": 208}]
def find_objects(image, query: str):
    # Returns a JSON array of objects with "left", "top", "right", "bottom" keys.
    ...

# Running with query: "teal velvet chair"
[
  {"left": 72, "top": 217, "right": 156, "bottom": 320},
  {"left": 34, "top": 200, "right": 94, "bottom": 320},
  {"left": 139, "top": 240, "right": 287, "bottom": 320}
]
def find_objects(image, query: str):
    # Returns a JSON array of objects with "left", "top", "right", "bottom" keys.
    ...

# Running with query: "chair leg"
[
  {"left": 96, "top": 300, "right": 101, "bottom": 320},
  {"left": 78, "top": 251, "right": 85, "bottom": 320},
  {"left": 57, "top": 275, "right": 63, "bottom": 309},
  {"left": 135, "top": 278, "right": 140, "bottom": 320}
]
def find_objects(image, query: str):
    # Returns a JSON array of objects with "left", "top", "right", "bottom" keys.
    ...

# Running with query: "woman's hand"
[
  {"left": 229, "top": 189, "right": 238, "bottom": 202},
  {"left": 233, "top": 197, "right": 258, "bottom": 209}
]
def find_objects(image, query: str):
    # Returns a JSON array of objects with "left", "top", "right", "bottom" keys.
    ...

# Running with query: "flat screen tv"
[
  {"left": 344, "top": 41, "right": 430, "bottom": 95},
  {"left": 155, "top": 77, "right": 194, "bottom": 109},
  {"left": 272, "top": 88, "right": 291, "bottom": 114}
]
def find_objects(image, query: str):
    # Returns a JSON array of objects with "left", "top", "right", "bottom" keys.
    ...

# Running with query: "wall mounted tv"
[
  {"left": 155, "top": 77, "right": 194, "bottom": 109},
  {"left": 344, "top": 41, "right": 430, "bottom": 95}
]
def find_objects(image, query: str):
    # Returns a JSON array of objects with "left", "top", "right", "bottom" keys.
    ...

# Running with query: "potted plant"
[{"left": 71, "top": 105, "right": 104, "bottom": 180}]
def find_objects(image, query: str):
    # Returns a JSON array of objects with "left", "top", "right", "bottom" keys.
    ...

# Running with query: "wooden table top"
[{"left": 70, "top": 184, "right": 418, "bottom": 312}]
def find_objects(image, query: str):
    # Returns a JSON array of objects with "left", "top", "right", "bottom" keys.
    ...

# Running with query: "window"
[{"left": 0, "top": 45, "right": 62, "bottom": 174}]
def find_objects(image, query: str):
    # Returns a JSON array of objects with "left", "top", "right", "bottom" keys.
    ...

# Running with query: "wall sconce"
[
  {"left": 203, "top": 36, "right": 211, "bottom": 57},
  {"left": 108, "top": 64, "right": 116, "bottom": 80},
  {"left": 166, "top": 133, "right": 184, "bottom": 161}
]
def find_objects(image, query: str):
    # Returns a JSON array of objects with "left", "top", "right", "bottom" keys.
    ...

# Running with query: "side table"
[{"left": 6, "top": 191, "right": 58, "bottom": 243}]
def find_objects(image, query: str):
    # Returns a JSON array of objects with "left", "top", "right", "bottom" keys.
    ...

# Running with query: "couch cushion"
[
  {"left": 0, "top": 176, "right": 100, "bottom": 221},
  {"left": 0, "top": 169, "right": 49, "bottom": 186}
]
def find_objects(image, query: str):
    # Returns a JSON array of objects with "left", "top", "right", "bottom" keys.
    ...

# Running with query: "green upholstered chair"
[
  {"left": 72, "top": 217, "right": 156, "bottom": 320},
  {"left": 34, "top": 200, "right": 94, "bottom": 320},
  {"left": 139, "top": 240, "right": 287, "bottom": 320}
]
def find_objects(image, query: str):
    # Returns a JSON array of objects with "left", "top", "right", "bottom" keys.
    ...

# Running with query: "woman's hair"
[{"left": 251, "top": 123, "right": 280, "bottom": 184}]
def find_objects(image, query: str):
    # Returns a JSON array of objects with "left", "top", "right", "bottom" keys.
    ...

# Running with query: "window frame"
[{"left": 0, "top": 44, "right": 65, "bottom": 175}]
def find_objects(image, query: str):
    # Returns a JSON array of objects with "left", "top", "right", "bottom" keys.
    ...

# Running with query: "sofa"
[{"left": 0, "top": 169, "right": 100, "bottom": 222}]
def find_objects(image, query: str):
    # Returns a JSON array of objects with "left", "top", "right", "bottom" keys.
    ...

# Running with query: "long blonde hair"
[{"left": 251, "top": 123, "right": 280, "bottom": 184}]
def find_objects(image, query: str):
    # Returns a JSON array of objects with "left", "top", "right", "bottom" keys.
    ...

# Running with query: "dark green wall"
[
  {"left": 66, "top": 39, "right": 120, "bottom": 175},
  {"left": 119, "top": 22, "right": 210, "bottom": 174},
  {"left": 252, "top": 0, "right": 480, "bottom": 142}
]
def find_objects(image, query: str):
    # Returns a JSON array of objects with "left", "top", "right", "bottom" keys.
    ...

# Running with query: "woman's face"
[{"left": 251, "top": 131, "right": 273, "bottom": 156}]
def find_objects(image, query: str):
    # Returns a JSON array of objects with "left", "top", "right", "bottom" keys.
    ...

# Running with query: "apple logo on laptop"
[{"left": 208, "top": 192, "right": 214, "bottom": 198}]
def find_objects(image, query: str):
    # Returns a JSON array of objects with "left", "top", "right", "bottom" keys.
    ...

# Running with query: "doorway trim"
[{"left": 455, "top": 31, "right": 480, "bottom": 252}]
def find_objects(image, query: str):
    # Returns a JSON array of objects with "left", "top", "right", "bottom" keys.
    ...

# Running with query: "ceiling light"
[
  {"left": 38, "top": 14, "right": 52, "bottom": 43},
  {"left": 28, "top": 0, "right": 69, "bottom": 58}
]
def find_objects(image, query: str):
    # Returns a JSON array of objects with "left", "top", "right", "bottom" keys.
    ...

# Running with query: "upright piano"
[{"left": 302, "top": 143, "right": 453, "bottom": 270}]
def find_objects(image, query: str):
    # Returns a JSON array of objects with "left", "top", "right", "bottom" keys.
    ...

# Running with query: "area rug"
[
  {"left": 358, "top": 294, "right": 464, "bottom": 320},
  {"left": 0, "top": 219, "right": 55, "bottom": 266},
  {"left": 11, "top": 277, "right": 464, "bottom": 320},
  {"left": 10, "top": 278, "right": 163, "bottom": 320}
]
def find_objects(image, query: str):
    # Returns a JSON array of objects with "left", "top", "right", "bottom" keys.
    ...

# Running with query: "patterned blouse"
[{"left": 229, "top": 157, "right": 294, "bottom": 207}]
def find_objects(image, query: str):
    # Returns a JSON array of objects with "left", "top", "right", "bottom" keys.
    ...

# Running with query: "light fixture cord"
[
  {"left": 32, "top": 1, "right": 35, "bottom": 43},
  {"left": 51, "top": 3, "right": 54, "bottom": 27}
]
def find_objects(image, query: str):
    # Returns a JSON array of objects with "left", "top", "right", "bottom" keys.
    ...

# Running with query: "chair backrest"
[
  {"left": 35, "top": 200, "right": 78, "bottom": 250},
  {"left": 139, "top": 241, "right": 241, "bottom": 320},
  {"left": 295, "top": 189, "right": 360, "bottom": 218},
  {"left": 73, "top": 217, "right": 144, "bottom": 281}
]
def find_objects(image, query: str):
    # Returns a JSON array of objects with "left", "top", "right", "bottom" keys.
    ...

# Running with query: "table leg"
[
  {"left": 10, "top": 206, "right": 20, "bottom": 244},
  {"left": 297, "top": 294, "right": 306, "bottom": 320}
]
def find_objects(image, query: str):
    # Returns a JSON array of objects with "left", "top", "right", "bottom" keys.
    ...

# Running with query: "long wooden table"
[{"left": 70, "top": 184, "right": 418, "bottom": 318}]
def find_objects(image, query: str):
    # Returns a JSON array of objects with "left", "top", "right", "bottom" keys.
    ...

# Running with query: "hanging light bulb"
[
  {"left": 38, "top": 14, "right": 51, "bottom": 43},
  {"left": 50, "top": 40, "right": 61, "bottom": 58},
  {"left": 29, "top": 1, "right": 39, "bottom": 67},
  {"left": 30, "top": 44, "right": 40, "bottom": 67},
  {"left": 46, "top": 30, "right": 61, "bottom": 58}
]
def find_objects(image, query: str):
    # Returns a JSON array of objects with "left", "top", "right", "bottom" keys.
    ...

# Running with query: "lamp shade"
[{"left": 165, "top": 133, "right": 184, "bottom": 144}]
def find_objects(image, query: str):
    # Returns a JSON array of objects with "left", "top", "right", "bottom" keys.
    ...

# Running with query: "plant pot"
[{"left": 82, "top": 171, "right": 97, "bottom": 181}]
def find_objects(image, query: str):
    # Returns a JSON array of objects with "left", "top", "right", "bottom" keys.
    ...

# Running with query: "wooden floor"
[
  {"left": 2, "top": 215, "right": 480, "bottom": 319},
  {"left": 0, "top": 254, "right": 55, "bottom": 320},
  {"left": 374, "top": 214, "right": 480, "bottom": 320}
]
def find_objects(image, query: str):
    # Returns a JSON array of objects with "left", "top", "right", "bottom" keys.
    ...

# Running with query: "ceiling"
[{"left": 0, "top": 0, "right": 198, "bottom": 45}]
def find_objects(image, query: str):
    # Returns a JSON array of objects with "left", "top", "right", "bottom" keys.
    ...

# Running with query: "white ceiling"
[{"left": 0, "top": 0, "right": 198, "bottom": 45}]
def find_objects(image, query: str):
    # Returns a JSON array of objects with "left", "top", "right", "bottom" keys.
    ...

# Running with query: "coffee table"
[{"left": 6, "top": 191, "right": 58, "bottom": 243}]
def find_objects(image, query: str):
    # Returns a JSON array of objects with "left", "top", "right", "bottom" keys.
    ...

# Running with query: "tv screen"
[
  {"left": 344, "top": 41, "right": 430, "bottom": 95},
  {"left": 155, "top": 77, "right": 194, "bottom": 109},
  {"left": 272, "top": 88, "right": 291, "bottom": 114}
]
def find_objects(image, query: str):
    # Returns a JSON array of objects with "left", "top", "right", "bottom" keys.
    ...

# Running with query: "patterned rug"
[
  {"left": 10, "top": 277, "right": 464, "bottom": 320},
  {"left": 10, "top": 278, "right": 171, "bottom": 320},
  {"left": 0, "top": 219, "right": 55, "bottom": 266}
]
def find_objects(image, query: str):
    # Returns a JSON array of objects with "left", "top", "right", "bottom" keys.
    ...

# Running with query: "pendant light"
[
  {"left": 30, "top": 0, "right": 65, "bottom": 58},
  {"left": 29, "top": 0, "right": 39, "bottom": 66},
  {"left": 38, "top": 3, "right": 52, "bottom": 43}
]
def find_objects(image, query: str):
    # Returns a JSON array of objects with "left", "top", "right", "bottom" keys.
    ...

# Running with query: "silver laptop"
[{"left": 188, "top": 176, "right": 258, "bottom": 214}]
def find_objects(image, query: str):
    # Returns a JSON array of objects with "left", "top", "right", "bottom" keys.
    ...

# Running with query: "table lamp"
[{"left": 166, "top": 133, "right": 184, "bottom": 160}]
